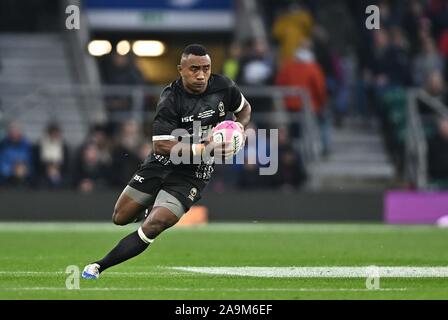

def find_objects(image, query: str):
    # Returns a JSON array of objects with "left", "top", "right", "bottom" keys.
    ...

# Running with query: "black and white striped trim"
[
  {"left": 152, "top": 135, "right": 176, "bottom": 141},
  {"left": 138, "top": 227, "right": 154, "bottom": 244},
  {"left": 233, "top": 93, "right": 246, "bottom": 114}
]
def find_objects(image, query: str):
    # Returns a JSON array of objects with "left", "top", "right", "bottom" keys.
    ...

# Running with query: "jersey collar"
[{"left": 175, "top": 74, "right": 227, "bottom": 97}]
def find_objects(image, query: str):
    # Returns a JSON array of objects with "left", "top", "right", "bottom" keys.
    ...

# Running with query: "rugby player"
[{"left": 82, "top": 44, "right": 251, "bottom": 279}]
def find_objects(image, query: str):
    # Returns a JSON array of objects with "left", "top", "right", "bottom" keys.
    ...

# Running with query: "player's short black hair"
[{"left": 182, "top": 44, "right": 208, "bottom": 57}]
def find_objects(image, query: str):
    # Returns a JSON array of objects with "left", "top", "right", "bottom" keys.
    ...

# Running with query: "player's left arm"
[
  {"left": 233, "top": 99, "right": 251, "bottom": 130},
  {"left": 227, "top": 83, "right": 251, "bottom": 130}
]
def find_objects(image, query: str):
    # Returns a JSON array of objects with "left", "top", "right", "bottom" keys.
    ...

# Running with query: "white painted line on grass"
[
  {"left": 0, "top": 271, "right": 63, "bottom": 276},
  {"left": 172, "top": 266, "right": 448, "bottom": 278},
  {"left": 0, "top": 287, "right": 408, "bottom": 292},
  {"left": 0, "top": 271, "right": 187, "bottom": 277},
  {"left": 3, "top": 266, "right": 448, "bottom": 278}
]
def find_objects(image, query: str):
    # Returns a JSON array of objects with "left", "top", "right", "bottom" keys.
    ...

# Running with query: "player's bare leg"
[
  {"left": 140, "top": 206, "right": 179, "bottom": 239},
  {"left": 112, "top": 193, "right": 146, "bottom": 225},
  {"left": 82, "top": 189, "right": 184, "bottom": 279}
]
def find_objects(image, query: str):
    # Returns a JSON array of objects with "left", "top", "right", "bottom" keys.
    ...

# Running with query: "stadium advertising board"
[{"left": 85, "top": 0, "right": 235, "bottom": 31}]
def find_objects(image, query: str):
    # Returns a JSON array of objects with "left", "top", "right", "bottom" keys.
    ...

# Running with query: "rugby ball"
[{"left": 212, "top": 120, "right": 245, "bottom": 157}]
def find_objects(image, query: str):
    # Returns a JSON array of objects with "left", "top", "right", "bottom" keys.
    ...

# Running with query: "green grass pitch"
[{"left": 1, "top": 222, "right": 448, "bottom": 300}]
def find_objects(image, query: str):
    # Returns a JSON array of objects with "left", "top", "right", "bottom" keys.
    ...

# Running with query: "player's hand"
[
  {"left": 219, "top": 142, "right": 235, "bottom": 159},
  {"left": 235, "top": 122, "right": 247, "bottom": 148},
  {"left": 208, "top": 141, "right": 234, "bottom": 159},
  {"left": 205, "top": 131, "right": 237, "bottom": 158},
  {"left": 203, "top": 137, "right": 234, "bottom": 159}
]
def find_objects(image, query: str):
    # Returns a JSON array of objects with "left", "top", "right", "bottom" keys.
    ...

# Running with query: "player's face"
[{"left": 178, "top": 54, "right": 211, "bottom": 94}]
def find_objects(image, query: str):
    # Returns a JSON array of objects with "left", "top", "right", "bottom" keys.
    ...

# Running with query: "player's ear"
[{"left": 177, "top": 65, "right": 182, "bottom": 74}]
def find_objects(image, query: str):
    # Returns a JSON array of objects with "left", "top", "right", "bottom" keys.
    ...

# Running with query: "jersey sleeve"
[
  {"left": 225, "top": 82, "right": 246, "bottom": 113},
  {"left": 152, "top": 89, "right": 179, "bottom": 141}
]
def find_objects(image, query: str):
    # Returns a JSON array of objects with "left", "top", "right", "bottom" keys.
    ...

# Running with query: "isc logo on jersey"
[
  {"left": 133, "top": 175, "right": 144, "bottom": 183},
  {"left": 182, "top": 115, "right": 194, "bottom": 123}
]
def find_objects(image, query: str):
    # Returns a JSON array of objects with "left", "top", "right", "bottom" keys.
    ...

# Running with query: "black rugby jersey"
[{"left": 148, "top": 74, "right": 246, "bottom": 180}]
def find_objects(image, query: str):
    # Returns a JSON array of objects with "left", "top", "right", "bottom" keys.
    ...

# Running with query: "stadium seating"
[{"left": 0, "top": 33, "right": 88, "bottom": 147}]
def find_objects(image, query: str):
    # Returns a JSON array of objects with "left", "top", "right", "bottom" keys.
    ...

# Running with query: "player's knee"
[
  {"left": 161, "top": 211, "right": 180, "bottom": 227},
  {"left": 142, "top": 215, "right": 177, "bottom": 238},
  {"left": 112, "top": 207, "right": 128, "bottom": 226},
  {"left": 145, "top": 216, "right": 168, "bottom": 232}
]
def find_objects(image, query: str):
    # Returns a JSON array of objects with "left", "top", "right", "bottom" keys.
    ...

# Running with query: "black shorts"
[{"left": 128, "top": 162, "right": 208, "bottom": 211}]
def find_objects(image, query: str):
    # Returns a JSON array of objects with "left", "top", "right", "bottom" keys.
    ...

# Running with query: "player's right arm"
[{"left": 153, "top": 136, "right": 232, "bottom": 159}]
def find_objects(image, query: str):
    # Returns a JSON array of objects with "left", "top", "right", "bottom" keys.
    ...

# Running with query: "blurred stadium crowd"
[{"left": 1, "top": 0, "right": 448, "bottom": 192}]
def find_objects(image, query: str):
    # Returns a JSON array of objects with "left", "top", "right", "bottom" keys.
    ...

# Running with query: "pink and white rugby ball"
[{"left": 212, "top": 120, "right": 245, "bottom": 157}]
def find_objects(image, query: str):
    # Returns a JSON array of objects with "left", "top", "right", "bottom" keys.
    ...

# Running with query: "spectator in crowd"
[
  {"left": 102, "top": 53, "right": 146, "bottom": 130},
  {"left": 40, "top": 163, "right": 64, "bottom": 189},
  {"left": 0, "top": 122, "right": 33, "bottom": 187},
  {"left": 334, "top": 48, "right": 357, "bottom": 127},
  {"left": 83, "top": 123, "right": 113, "bottom": 169},
  {"left": 313, "top": 24, "right": 353, "bottom": 127},
  {"left": 418, "top": 70, "right": 448, "bottom": 115},
  {"left": 416, "top": 70, "right": 448, "bottom": 185},
  {"left": 36, "top": 123, "right": 69, "bottom": 188},
  {"left": 359, "top": 28, "right": 411, "bottom": 125},
  {"left": 73, "top": 124, "right": 113, "bottom": 192},
  {"left": 363, "top": 28, "right": 392, "bottom": 112},
  {"left": 237, "top": 38, "right": 276, "bottom": 124},
  {"left": 102, "top": 52, "right": 145, "bottom": 86},
  {"left": 312, "top": 25, "right": 337, "bottom": 89},
  {"left": 414, "top": 68, "right": 448, "bottom": 186},
  {"left": 275, "top": 39, "right": 327, "bottom": 113},
  {"left": 5, "top": 161, "right": 32, "bottom": 188},
  {"left": 272, "top": 126, "right": 307, "bottom": 190},
  {"left": 110, "top": 120, "right": 142, "bottom": 187},
  {"left": 425, "top": 69, "right": 446, "bottom": 98},
  {"left": 0, "top": 104, "right": 5, "bottom": 141},
  {"left": 235, "top": 121, "right": 274, "bottom": 189},
  {"left": 428, "top": 117, "right": 448, "bottom": 180},
  {"left": 73, "top": 142, "right": 110, "bottom": 193},
  {"left": 413, "top": 35, "right": 445, "bottom": 86},
  {"left": 438, "top": 29, "right": 448, "bottom": 82},
  {"left": 0, "top": 59, "right": 3, "bottom": 140},
  {"left": 403, "top": 0, "right": 431, "bottom": 56},
  {"left": 237, "top": 38, "right": 275, "bottom": 87},
  {"left": 222, "top": 41, "right": 242, "bottom": 81},
  {"left": 377, "top": 0, "right": 400, "bottom": 30},
  {"left": 427, "top": 0, "right": 448, "bottom": 41},
  {"left": 367, "top": 28, "right": 411, "bottom": 93},
  {"left": 272, "top": 3, "right": 314, "bottom": 65},
  {"left": 275, "top": 40, "right": 330, "bottom": 155},
  {"left": 388, "top": 27, "right": 412, "bottom": 87}
]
